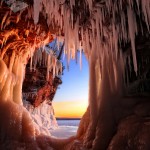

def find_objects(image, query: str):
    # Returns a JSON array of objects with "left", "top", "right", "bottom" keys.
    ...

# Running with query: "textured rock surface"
[
  {"left": 23, "top": 66, "right": 62, "bottom": 107},
  {"left": 108, "top": 104, "right": 150, "bottom": 150}
]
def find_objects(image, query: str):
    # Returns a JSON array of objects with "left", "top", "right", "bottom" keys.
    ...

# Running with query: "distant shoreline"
[{"left": 56, "top": 118, "right": 81, "bottom": 120}]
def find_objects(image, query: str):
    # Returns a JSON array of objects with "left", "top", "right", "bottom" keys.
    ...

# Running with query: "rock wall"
[{"left": 23, "top": 66, "right": 62, "bottom": 107}]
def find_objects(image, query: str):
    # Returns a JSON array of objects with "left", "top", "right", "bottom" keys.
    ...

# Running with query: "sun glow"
[{"left": 53, "top": 100, "right": 88, "bottom": 118}]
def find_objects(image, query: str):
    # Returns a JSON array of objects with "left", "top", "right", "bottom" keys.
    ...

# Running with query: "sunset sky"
[{"left": 53, "top": 53, "right": 89, "bottom": 118}]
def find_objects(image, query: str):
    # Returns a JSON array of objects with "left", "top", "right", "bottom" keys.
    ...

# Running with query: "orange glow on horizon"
[{"left": 53, "top": 100, "right": 88, "bottom": 118}]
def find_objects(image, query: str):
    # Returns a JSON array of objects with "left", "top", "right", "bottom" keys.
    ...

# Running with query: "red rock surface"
[{"left": 23, "top": 67, "right": 62, "bottom": 107}]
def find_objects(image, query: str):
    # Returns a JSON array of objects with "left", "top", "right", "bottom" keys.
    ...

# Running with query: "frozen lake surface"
[{"left": 50, "top": 119, "right": 80, "bottom": 138}]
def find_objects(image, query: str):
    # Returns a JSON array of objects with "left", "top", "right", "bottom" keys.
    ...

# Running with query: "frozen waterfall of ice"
[{"left": 23, "top": 100, "right": 58, "bottom": 136}]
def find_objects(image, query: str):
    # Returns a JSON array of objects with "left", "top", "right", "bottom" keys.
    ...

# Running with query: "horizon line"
[{"left": 56, "top": 117, "right": 81, "bottom": 120}]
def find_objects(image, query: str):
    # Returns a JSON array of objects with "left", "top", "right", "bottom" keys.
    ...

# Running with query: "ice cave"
[{"left": 0, "top": 0, "right": 150, "bottom": 149}]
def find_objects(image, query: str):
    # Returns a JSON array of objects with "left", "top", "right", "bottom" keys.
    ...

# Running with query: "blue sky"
[
  {"left": 49, "top": 40, "right": 89, "bottom": 117},
  {"left": 53, "top": 53, "right": 89, "bottom": 117}
]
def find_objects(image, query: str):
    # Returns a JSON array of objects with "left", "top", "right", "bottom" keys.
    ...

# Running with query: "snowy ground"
[
  {"left": 50, "top": 120, "right": 80, "bottom": 138},
  {"left": 50, "top": 126, "right": 78, "bottom": 138}
]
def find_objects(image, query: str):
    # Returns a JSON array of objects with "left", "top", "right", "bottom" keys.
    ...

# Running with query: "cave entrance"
[
  {"left": 22, "top": 39, "right": 89, "bottom": 139},
  {"left": 52, "top": 53, "right": 89, "bottom": 138}
]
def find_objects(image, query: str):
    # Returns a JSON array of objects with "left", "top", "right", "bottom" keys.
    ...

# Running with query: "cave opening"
[{"left": 51, "top": 52, "right": 89, "bottom": 138}]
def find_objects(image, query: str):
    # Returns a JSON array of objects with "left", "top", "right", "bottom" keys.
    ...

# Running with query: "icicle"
[
  {"left": 9, "top": 51, "right": 16, "bottom": 72},
  {"left": 87, "top": 0, "right": 93, "bottom": 11},
  {"left": 10, "top": 73, "right": 16, "bottom": 100},
  {"left": 1, "top": 11, "right": 9, "bottom": 30},
  {"left": 0, "top": 73, "right": 12, "bottom": 102},
  {"left": 33, "top": 0, "right": 41, "bottom": 24},
  {"left": 0, "top": 59, "right": 8, "bottom": 83},
  {"left": 47, "top": 54, "right": 50, "bottom": 81},
  {"left": 30, "top": 49, "right": 33, "bottom": 71},
  {"left": 56, "top": 60, "right": 62, "bottom": 76},
  {"left": 52, "top": 56, "right": 57, "bottom": 78},
  {"left": 112, "top": 23, "right": 118, "bottom": 60},
  {"left": 127, "top": 6, "right": 138, "bottom": 74},
  {"left": 136, "top": 0, "right": 140, "bottom": 14},
  {"left": 141, "top": 0, "right": 150, "bottom": 32},
  {"left": 12, "top": 57, "right": 24, "bottom": 105},
  {"left": 70, "top": 0, "right": 75, "bottom": 9},
  {"left": 80, "top": 49, "right": 82, "bottom": 70}
]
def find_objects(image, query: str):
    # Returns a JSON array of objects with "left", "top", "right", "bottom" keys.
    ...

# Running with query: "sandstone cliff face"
[{"left": 23, "top": 66, "right": 62, "bottom": 107}]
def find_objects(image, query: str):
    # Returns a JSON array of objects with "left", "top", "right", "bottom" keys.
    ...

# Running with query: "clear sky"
[{"left": 53, "top": 53, "right": 89, "bottom": 118}]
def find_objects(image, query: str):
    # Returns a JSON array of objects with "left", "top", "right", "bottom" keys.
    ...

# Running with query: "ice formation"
[
  {"left": 31, "top": 0, "right": 150, "bottom": 149},
  {"left": 0, "top": 38, "right": 73, "bottom": 150},
  {"left": 0, "top": 15, "right": 65, "bottom": 149},
  {"left": 0, "top": 58, "right": 40, "bottom": 148},
  {"left": 0, "top": 0, "right": 150, "bottom": 149},
  {"left": 23, "top": 100, "right": 58, "bottom": 135},
  {"left": 32, "top": 46, "right": 63, "bottom": 78}
]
